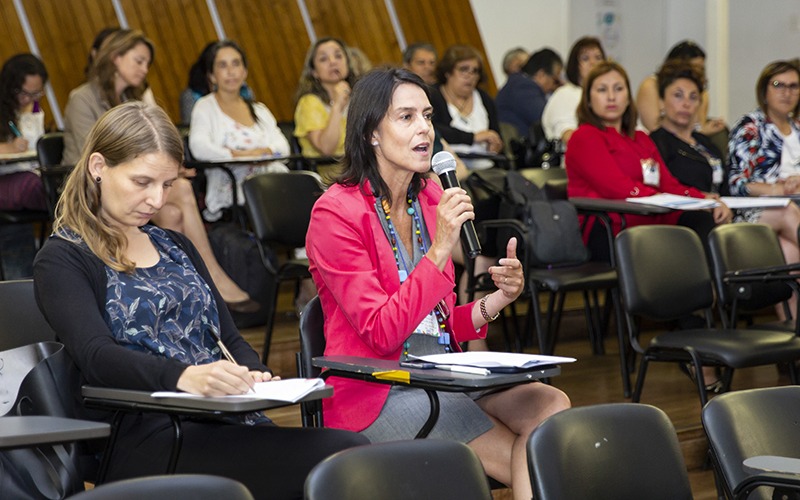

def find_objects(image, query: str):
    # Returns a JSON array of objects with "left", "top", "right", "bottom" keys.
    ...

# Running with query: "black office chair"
[
  {"left": 37, "top": 131, "right": 71, "bottom": 219},
  {"left": 70, "top": 474, "right": 254, "bottom": 500},
  {"left": 1, "top": 341, "right": 102, "bottom": 498},
  {"left": 243, "top": 171, "right": 324, "bottom": 363},
  {"left": 304, "top": 439, "right": 492, "bottom": 500},
  {"left": 615, "top": 225, "right": 800, "bottom": 408},
  {"left": 528, "top": 403, "right": 692, "bottom": 500},
  {"left": 297, "top": 296, "right": 325, "bottom": 428},
  {"left": 709, "top": 223, "right": 798, "bottom": 333},
  {"left": 0, "top": 279, "right": 56, "bottom": 351},
  {"left": 703, "top": 386, "right": 800, "bottom": 500}
]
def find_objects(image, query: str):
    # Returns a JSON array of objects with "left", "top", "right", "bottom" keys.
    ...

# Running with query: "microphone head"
[{"left": 431, "top": 151, "right": 457, "bottom": 175}]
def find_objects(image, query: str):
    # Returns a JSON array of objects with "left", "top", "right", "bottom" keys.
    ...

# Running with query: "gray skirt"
[{"left": 360, "top": 385, "right": 494, "bottom": 444}]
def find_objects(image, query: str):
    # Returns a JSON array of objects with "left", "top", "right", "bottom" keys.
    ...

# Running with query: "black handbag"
[{"left": 0, "top": 342, "right": 86, "bottom": 499}]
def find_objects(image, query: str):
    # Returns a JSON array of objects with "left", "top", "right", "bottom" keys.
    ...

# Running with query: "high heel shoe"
[
  {"left": 678, "top": 363, "right": 725, "bottom": 394},
  {"left": 225, "top": 298, "right": 261, "bottom": 314}
]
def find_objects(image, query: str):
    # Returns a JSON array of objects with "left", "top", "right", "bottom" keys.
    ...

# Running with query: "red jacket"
[
  {"left": 565, "top": 124, "right": 705, "bottom": 235},
  {"left": 306, "top": 180, "right": 486, "bottom": 432}
]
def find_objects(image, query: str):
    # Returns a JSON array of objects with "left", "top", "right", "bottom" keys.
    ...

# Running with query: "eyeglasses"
[
  {"left": 771, "top": 81, "right": 800, "bottom": 93},
  {"left": 16, "top": 89, "right": 44, "bottom": 100},
  {"left": 455, "top": 65, "right": 481, "bottom": 77}
]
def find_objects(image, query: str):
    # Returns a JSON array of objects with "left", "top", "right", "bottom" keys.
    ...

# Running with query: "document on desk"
[
  {"left": 719, "top": 196, "right": 791, "bottom": 209},
  {"left": 412, "top": 352, "right": 575, "bottom": 373},
  {"left": 0, "top": 151, "right": 37, "bottom": 161},
  {"left": 625, "top": 194, "right": 719, "bottom": 210},
  {"left": 152, "top": 378, "right": 325, "bottom": 403}
]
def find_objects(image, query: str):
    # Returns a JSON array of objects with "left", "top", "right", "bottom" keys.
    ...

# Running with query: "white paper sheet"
[
  {"left": 413, "top": 352, "right": 575, "bottom": 370},
  {"left": 152, "top": 378, "right": 325, "bottom": 403}
]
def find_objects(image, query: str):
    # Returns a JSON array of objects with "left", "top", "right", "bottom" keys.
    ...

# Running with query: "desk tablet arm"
[{"left": 733, "top": 472, "right": 800, "bottom": 500}]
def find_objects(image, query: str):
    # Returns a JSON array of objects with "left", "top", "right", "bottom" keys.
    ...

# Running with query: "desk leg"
[
  {"left": 415, "top": 390, "right": 440, "bottom": 439},
  {"left": 166, "top": 414, "right": 183, "bottom": 473},
  {"left": 96, "top": 411, "right": 125, "bottom": 484}
]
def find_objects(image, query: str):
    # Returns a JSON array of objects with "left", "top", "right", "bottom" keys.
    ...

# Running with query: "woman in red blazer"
[
  {"left": 565, "top": 60, "right": 730, "bottom": 261},
  {"left": 306, "top": 68, "right": 570, "bottom": 500}
]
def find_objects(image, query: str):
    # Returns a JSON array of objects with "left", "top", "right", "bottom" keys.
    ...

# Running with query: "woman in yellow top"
[{"left": 294, "top": 37, "right": 356, "bottom": 157}]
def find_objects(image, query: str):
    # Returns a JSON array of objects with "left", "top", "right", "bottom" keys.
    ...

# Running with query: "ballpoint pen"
[
  {"left": 434, "top": 364, "right": 491, "bottom": 376},
  {"left": 8, "top": 121, "right": 22, "bottom": 138}
]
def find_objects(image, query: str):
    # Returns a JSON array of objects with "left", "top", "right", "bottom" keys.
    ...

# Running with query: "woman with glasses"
[
  {"left": 0, "top": 53, "right": 48, "bottom": 211},
  {"left": 728, "top": 60, "right": 800, "bottom": 285},
  {"left": 431, "top": 44, "right": 503, "bottom": 170}
]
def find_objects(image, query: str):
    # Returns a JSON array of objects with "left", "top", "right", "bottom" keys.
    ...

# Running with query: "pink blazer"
[{"left": 306, "top": 180, "right": 486, "bottom": 431}]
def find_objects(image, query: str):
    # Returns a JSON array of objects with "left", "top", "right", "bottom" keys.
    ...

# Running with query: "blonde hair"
[
  {"left": 54, "top": 102, "right": 183, "bottom": 273},
  {"left": 89, "top": 29, "right": 154, "bottom": 107}
]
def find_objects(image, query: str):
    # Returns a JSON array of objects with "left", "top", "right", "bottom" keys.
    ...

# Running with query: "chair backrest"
[
  {"left": 304, "top": 439, "right": 492, "bottom": 500},
  {"left": 528, "top": 403, "right": 692, "bottom": 500},
  {"left": 243, "top": 171, "right": 324, "bottom": 248},
  {"left": 702, "top": 386, "right": 800, "bottom": 500},
  {"left": 36, "top": 132, "right": 64, "bottom": 167},
  {"left": 519, "top": 166, "right": 566, "bottom": 188},
  {"left": 615, "top": 225, "right": 714, "bottom": 320},
  {"left": 1, "top": 341, "right": 87, "bottom": 497},
  {"left": 278, "top": 121, "right": 302, "bottom": 155},
  {"left": 297, "top": 296, "right": 325, "bottom": 427},
  {"left": 69, "top": 474, "right": 255, "bottom": 500},
  {"left": 298, "top": 296, "right": 325, "bottom": 379},
  {"left": 0, "top": 279, "right": 56, "bottom": 352},
  {"left": 708, "top": 223, "right": 793, "bottom": 312}
]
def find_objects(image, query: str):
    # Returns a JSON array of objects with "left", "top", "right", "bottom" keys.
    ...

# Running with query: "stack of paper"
[
  {"left": 720, "top": 196, "right": 791, "bottom": 209},
  {"left": 413, "top": 352, "right": 575, "bottom": 372},
  {"left": 152, "top": 378, "right": 325, "bottom": 402},
  {"left": 625, "top": 194, "right": 719, "bottom": 210}
]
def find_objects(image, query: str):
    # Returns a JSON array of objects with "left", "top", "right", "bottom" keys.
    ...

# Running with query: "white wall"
[{"left": 470, "top": 0, "right": 569, "bottom": 89}]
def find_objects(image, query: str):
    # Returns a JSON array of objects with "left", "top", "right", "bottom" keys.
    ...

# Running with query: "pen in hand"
[
  {"left": 7, "top": 121, "right": 22, "bottom": 137},
  {"left": 209, "top": 328, "right": 256, "bottom": 394}
]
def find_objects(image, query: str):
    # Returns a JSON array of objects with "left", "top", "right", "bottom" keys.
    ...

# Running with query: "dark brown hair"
[
  {"left": 756, "top": 60, "right": 800, "bottom": 116},
  {"left": 656, "top": 60, "right": 705, "bottom": 98},
  {"left": 435, "top": 45, "right": 486, "bottom": 85},
  {"left": 577, "top": 61, "right": 637, "bottom": 138},
  {"left": 565, "top": 36, "right": 605, "bottom": 86}
]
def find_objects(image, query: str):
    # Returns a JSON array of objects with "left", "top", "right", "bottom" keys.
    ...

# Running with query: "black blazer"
[{"left": 650, "top": 127, "right": 725, "bottom": 194}]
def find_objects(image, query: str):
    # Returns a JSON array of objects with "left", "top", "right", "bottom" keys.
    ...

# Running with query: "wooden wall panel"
[
  {"left": 393, "top": 0, "right": 497, "bottom": 94},
  {"left": 215, "top": 0, "right": 311, "bottom": 123},
  {"left": 121, "top": 0, "right": 218, "bottom": 122},
  {"left": 305, "top": 0, "right": 399, "bottom": 71},
  {"left": 0, "top": 0, "right": 490, "bottom": 125},
  {"left": 22, "top": 0, "right": 119, "bottom": 129}
]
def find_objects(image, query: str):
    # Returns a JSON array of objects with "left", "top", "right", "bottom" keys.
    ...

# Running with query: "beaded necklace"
[{"left": 379, "top": 193, "right": 450, "bottom": 358}]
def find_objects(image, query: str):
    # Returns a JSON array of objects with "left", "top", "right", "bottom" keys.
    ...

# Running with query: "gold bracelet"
[{"left": 479, "top": 295, "right": 500, "bottom": 323}]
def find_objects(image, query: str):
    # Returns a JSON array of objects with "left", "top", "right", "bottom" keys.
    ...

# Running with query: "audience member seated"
[
  {"left": 636, "top": 40, "right": 726, "bottom": 136},
  {"left": 0, "top": 54, "right": 48, "bottom": 211},
  {"left": 306, "top": 68, "right": 571, "bottom": 500},
  {"left": 346, "top": 46, "right": 372, "bottom": 78},
  {"left": 650, "top": 61, "right": 725, "bottom": 195},
  {"left": 402, "top": 42, "right": 437, "bottom": 86},
  {"left": 728, "top": 59, "right": 800, "bottom": 315},
  {"left": 496, "top": 48, "right": 563, "bottom": 137},
  {"left": 431, "top": 44, "right": 503, "bottom": 170},
  {"left": 179, "top": 41, "right": 255, "bottom": 125},
  {"left": 64, "top": 29, "right": 258, "bottom": 313},
  {"left": 541, "top": 36, "right": 605, "bottom": 145},
  {"left": 33, "top": 102, "right": 368, "bottom": 499},
  {"left": 565, "top": 61, "right": 730, "bottom": 263},
  {"left": 189, "top": 40, "right": 289, "bottom": 222},
  {"left": 294, "top": 37, "right": 355, "bottom": 158},
  {"left": 83, "top": 27, "right": 118, "bottom": 79},
  {"left": 501, "top": 47, "right": 528, "bottom": 79}
]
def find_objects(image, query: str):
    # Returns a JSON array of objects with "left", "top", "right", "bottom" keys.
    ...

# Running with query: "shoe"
[
  {"left": 678, "top": 363, "right": 725, "bottom": 394},
  {"left": 225, "top": 298, "right": 261, "bottom": 314}
]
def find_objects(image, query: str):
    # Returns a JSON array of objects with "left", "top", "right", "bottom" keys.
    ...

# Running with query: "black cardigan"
[
  {"left": 430, "top": 85, "right": 501, "bottom": 147},
  {"left": 33, "top": 227, "right": 266, "bottom": 397}
]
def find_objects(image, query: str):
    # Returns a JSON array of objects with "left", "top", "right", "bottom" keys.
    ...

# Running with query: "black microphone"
[{"left": 431, "top": 151, "right": 482, "bottom": 258}]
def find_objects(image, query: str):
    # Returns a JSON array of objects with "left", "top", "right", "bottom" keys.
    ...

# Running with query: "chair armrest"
[
  {"left": 0, "top": 416, "right": 110, "bottom": 450},
  {"left": 734, "top": 472, "right": 800, "bottom": 500}
]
